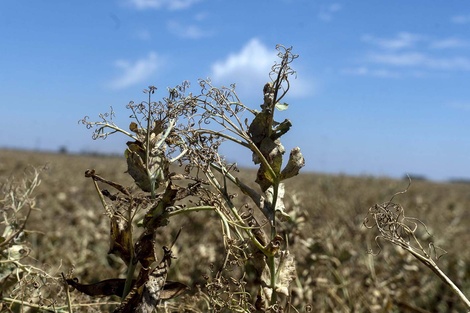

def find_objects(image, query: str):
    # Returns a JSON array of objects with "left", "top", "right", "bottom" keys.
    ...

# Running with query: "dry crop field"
[{"left": 1, "top": 148, "right": 470, "bottom": 312}]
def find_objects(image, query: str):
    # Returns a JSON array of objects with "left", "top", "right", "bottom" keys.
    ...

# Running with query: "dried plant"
[
  {"left": 74, "top": 44, "right": 305, "bottom": 312},
  {"left": 363, "top": 182, "right": 470, "bottom": 311},
  {"left": 0, "top": 167, "right": 67, "bottom": 312}
]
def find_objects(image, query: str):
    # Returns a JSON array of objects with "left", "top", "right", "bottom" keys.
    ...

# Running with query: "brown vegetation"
[{"left": 1, "top": 148, "right": 470, "bottom": 312}]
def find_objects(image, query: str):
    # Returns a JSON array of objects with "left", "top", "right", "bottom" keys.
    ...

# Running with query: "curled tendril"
[
  {"left": 269, "top": 45, "right": 299, "bottom": 104},
  {"left": 363, "top": 182, "right": 445, "bottom": 262}
]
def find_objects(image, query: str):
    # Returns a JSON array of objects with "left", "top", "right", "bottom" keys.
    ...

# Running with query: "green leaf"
[{"left": 275, "top": 102, "right": 288, "bottom": 111}]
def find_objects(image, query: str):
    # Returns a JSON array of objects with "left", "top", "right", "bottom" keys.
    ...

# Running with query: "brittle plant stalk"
[
  {"left": 402, "top": 240, "right": 470, "bottom": 309},
  {"left": 76, "top": 44, "right": 304, "bottom": 311},
  {"left": 365, "top": 196, "right": 470, "bottom": 311}
]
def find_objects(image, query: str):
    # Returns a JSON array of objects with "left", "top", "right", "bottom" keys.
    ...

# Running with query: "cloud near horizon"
[{"left": 108, "top": 52, "right": 163, "bottom": 90}]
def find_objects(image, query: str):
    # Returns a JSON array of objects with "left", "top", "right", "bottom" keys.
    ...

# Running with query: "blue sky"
[{"left": 1, "top": 1, "right": 470, "bottom": 181}]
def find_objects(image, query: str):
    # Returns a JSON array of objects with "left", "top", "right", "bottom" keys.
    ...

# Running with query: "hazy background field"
[{"left": 1, "top": 148, "right": 469, "bottom": 312}]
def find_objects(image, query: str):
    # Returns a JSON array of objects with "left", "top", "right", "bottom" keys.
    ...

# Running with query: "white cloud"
[
  {"left": 430, "top": 38, "right": 470, "bottom": 49},
  {"left": 342, "top": 66, "right": 401, "bottom": 78},
  {"left": 451, "top": 14, "right": 470, "bottom": 24},
  {"left": 367, "top": 52, "right": 470, "bottom": 71},
  {"left": 135, "top": 29, "right": 151, "bottom": 41},
  {"left": 448, "top": 102, "right": 470, "bottom": 112},
  {"left": 194, "top": 12, "right": 209, "bottom": 21},
  {"left": 167, "top": 20, "right": 213, "bottom": 39},
  {"left": 356, "top": 32, "right": 470, "bottom": 77},
  {"left": 318, "top": 3, "right": 342, "bottom": 22},
  {"left": 211, "top": 39, "right": 311, "bottom": 98},
  {"left": 363, "top": 33, "right": 470, "bottom": 51},
  {"left": 108, "top": 52, "right": 163, "bottom": 90},
  {"left": 126, "top": 0, "right": 200, "bottom": 10},
  {"left": 362, "top": 32, "right": 425, "bottom": 50},
  {"left": 367, "top": 52, "right": 425, "bottom": 66},
  {"left": 211, "top": 38, "right": 276, "bottom": 93}
]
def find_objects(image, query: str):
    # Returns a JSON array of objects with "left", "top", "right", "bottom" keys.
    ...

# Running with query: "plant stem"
[
  {"left": 122, "top": 258, "right": 137, "bottom": 299},
  {"left": 167, "top": 205, "right": 215, "bottom": 217},
  {"left": 122, "top": 199, "right": 136, "bottom": 299},
  {"left": 268, "top": 255, "right": 277, "bottom": 305},
  {"left": 268, "top": 181, "right": 280, "bottom": 307},
  {"left": 405, "top": 246, "right": 470, "bottom": 309},
  {"left": 2, "top": 297, "right": 60, "bottom": 312}
]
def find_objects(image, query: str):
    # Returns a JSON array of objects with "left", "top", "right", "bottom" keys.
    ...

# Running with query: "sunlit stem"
[
  {"left": 122, "top": 201, "right": 136, "bottom": 299},
  {"left": 402, "top": 244, "right": 470, "bottom": 309},
  {"left": 95, "top": 122, "right": 138, "bottom": 142},
  {"left": 145, "top": 91, "right": 154, "bottom": 199},
  {"left": 167, "top": 205, "right": 215, "bottom": 217},
  {"left": 122, "top": 260, "right": 136, "bottom": 299}
]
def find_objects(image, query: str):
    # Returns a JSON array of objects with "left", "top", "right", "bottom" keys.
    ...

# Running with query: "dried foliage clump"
[
  {"left": 72, "top": 44, "right": 305, "bottom": 312},
  {"left": 0, "top": 167, "right": 70, "bottom": 312},
  {"left": 2, "top": 150, "right": 470, "bottom": 312},
  {"left": 364, "top": 182, "right": 470, "bottom": 311}
]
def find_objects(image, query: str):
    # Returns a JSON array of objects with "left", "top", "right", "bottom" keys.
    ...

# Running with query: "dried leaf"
[
  {"left": 148, "top": 153, "right": 169, "bottom": 188},
  {"left": 65, "top": 277, "right": 131, "bottom": 297},
  {"left": 129, "top": 122, "right": 139, "bottom": 133},
  {"left": 248, "top": 111, "right": 270, "bottom": 147},
  {"left": 280, "top": 147, "right": 305, "bottom": 180},
  {"left": 160, "top": 281, "right": 189, "bottom": 300},
  {"left": 272, "top": 119, "right": 292, "bottom": 140},
  {"left": 265, "top": 184, "right": 290, "bottom": 219},
  {"left": 260, "top": 251, "right": 296, "bottom": 300},
  {"left": 255, "top": 138, "right": 285, "bottom": 191},
  {"left": 115, "top": 246, "right": 175, "bottom": 313},
  {"left": 275, "top": 251, "right": 296, "bottom": 296},
  {"left": 66, "top": 277, "right": 186, "bottom": 302},
  {"left": 134, "top": 231, "right": 156, "bottom": 268},
  {"left": 5, "top": 244, "right": 30, "bottom": 260},
  {"left": 109, "top": 212, "right": 132, "bottom": 265},
  {"left": 143, "top": 182, "right": 178, "bottom": 229},
  {"left": 125, "top": 144, "right": 152, "bottom": 192},
  {"left": 125, "top": 140, "right": 169, "bottom": 193}
]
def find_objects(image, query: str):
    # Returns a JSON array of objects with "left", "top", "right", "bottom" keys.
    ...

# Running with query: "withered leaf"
[
  {"left": 115, "top": 246, "right": 180, "bottom": 313},
  {"left": 143, "top": 182, "right": 178, "bottom": 228},
  {"left": 109, "top": 212, "right": 132, "bottom": 265},
  {"left": 260, "top": 251, "right": 296, "bottom": 299},
  {"left": 66, "top": 277, "right": 186, "bottom": 301},
  {"left": 65, "top": 278, "right": 133, "bottom": 297},
  {"left": 125, "top": 139, "right": 169, "bottom": 193},
  {"left": 159, "top": 281, "right": 188, "bottom": 300},
  {"left": 275, "top": 251, "right": 296, "bottom": 296},
  {"left": 134, "top": 231, "right": 156, "bottom": 268},
  {"left": 271, "top": 119, "right": 291, "bottom": 140},
  {"left": 280, "top": 147, "right": 305, "bottom": 180},
  {"left": 248, "top": 111, "right": 270, "bottom": 147},
  {"left": 265, "top": 184, "right": 289, "bottom": 219},
  {"left": 129, "top": 122, "right": 139, "bottom": 133},
  {"left": 125, "top": 143, "right": 152, "bottom": 192}
]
